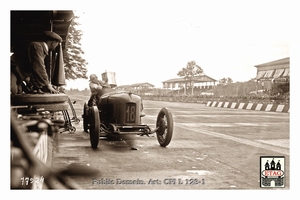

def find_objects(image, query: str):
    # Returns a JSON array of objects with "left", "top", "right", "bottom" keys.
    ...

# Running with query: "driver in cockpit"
[{"left": 88, "top": 74, "right": 110, "bottom": 106}]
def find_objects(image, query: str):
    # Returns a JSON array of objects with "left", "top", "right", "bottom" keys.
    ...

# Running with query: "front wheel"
[
  {"left": 89, "top": 106, "right": 100, "bottom": 149},
  {"left": 68, "top": 126, "right": 76, "bottom": 133},
  {"left": 83, "top": 103, "right": 89, "bottom": 132},
  {"left": 156, "top": 107, "right": 173, "bottom": 147}
]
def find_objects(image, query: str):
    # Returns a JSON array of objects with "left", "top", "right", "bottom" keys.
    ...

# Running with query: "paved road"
[{"left": 52, "top": 96, "right": 289, "bottom": 190}]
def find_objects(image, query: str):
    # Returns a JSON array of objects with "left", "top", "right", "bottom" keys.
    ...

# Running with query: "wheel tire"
[
  {"left": 89, "top": 106, "right": 100, "bottom": 149},
  {"left": 30, "top": 102, "right": 69, "bottom": 111},
  {"left": 83, "top": 103, "right": 89, "bottom": 132},
  {"left": 156, "top": 107, "right": 174, "bottom": 147},
  {"left": 69, "top": 126, "right": 76, "bottom": 133},
  {"left": 11, "top": 94, "right": 68, "bottom": 105}
]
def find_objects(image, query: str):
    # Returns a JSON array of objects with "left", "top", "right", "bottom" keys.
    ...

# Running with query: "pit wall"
[
  {"left": 205, "top": 101, "right": 289, "bottom": 113},
  {"left": 140, "top": 95, "right": 289, "bottom": 113}
]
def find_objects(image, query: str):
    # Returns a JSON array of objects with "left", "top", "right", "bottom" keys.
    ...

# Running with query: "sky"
[{"left": 63, "top": 0, "right": 290, "bottom": 90}]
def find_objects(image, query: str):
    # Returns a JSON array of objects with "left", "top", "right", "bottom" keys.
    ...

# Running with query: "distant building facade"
[
  {"left": 162, "top": 74, "right": 217, "bottom": 90},
  {"left": 254, "top": 57, "right": 289, "bottom": 92},
  {"left": 116, "top": 82, "right": 154, "bottom": 94}
]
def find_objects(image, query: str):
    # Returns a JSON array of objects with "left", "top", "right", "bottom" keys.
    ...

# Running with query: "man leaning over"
[{"left": 11, "top": 31, "right": 62, "bottom": 94}]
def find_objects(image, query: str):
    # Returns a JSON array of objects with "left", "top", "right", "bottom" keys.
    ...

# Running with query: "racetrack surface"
[{"left": 52, "top": 94, "right": 289, "bottom": 190}]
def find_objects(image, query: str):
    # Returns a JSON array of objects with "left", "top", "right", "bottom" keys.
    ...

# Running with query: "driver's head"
[{"left": 89, "top": 74, "right": 98, "bottom": 82}]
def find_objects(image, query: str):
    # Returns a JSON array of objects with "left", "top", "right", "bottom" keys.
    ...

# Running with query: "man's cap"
[{"left": 43, "top": 31, "right": 62, "bottom": 43}]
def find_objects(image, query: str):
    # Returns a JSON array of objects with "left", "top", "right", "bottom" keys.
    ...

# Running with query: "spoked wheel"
[
  {"left": 156, "top": 107, "right": 174, "bottom": 147},
  {"left": 68, "top": 126, "right": 76, "bottom": 133},
  {"left": 89, "top": 106, "right": 100, "bottom": 149},
  {"left": 83, "top": 103, "right": 89, "bottom": 132}
]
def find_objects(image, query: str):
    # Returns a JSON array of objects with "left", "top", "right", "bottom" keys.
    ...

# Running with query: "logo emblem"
[{"left": 260, "top": 156, "right": 285, "bottom": 188}]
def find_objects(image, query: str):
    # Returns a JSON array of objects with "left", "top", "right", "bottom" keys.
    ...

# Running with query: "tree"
[
  {"left": 177, "top": 61, "right": 203, "bottom": 95},
  {"left": 272, "top": 82, "right": 289, "bottom": 96},
  {"left": 63, "top": 15, "right": 88, "bottom": 80},
  {"left": 218, "top": 78, "right": 227, "bottom": 85},
  {"left": 227, "top": 77, "right": 233, "bottom": 84},
  {"left": 218, "top": 77, "right": 233, "bottom": 85}
]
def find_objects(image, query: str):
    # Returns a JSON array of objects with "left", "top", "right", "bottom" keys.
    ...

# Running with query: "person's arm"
[
  {"left": 98, "top": 79, "right": 111, "bottom": 88},
  {"left": 90, "top": 82, "right": 102, "bottom": 94},
  {"left": 98, "top": 80, "right": 105, "bottom": 86},
  {"left": 28, "top": 43, "right": 49, "bottom": 86}
]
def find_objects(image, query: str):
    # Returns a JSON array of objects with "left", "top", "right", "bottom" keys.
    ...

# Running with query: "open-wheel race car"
[{"left": 82, "top": 72, "right": 174, "bottom": 149}]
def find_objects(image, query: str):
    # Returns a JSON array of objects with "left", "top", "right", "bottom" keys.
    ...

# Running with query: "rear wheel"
[
  {"left": 89, "top": 106, "right": 100, "bottom": 149},
  {"left": 156, "top": 107, "right": 173, "bottom": 147}
]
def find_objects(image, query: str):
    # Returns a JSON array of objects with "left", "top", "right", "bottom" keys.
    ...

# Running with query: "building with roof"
[
  {"left": 162, "top": 74, "right": 217, "bottom": 90},
  {"left": 254, "top": 57, "right": 289, "bottom": 93},
  {"left": 116, "top": 82, "right": 155, "bottom": 94}
]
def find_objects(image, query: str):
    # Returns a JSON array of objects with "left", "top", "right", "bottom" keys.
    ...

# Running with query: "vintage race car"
[{"left": 82, "top": 75, "right": 174, "bottom": 149}]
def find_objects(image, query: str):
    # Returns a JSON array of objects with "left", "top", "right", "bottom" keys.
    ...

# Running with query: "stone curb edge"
[{"left": 205, "top": 101, "right": 289, "bottom": 113}]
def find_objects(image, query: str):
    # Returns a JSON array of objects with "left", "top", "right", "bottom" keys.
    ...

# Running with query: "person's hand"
[
  {"left": 95, "top": 84, "right": 103, "bottom": 90},
  {"left": 47, "top": 84, "right": 59, "bottom": 94}
]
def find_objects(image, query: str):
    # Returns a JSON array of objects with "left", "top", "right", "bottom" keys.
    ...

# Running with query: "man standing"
[{"left": 11, "top": 31, "right": 62, "bottom": 94}]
